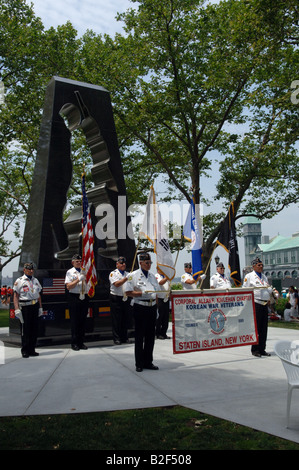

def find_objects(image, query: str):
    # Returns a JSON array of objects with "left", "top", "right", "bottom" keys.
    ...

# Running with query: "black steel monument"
[{"left": 8, "top": 76, "right": 136, "bottom": 344}]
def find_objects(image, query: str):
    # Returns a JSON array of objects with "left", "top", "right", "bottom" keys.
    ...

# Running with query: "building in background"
[{"left": 242, "top": 217, "right": 299, "bottom": 291}]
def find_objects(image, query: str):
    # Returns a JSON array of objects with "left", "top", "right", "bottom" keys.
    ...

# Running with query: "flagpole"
[
  {"left": 174, "top": 235, "right": 184, "bottom": 268},
  {"left": 130, "top": 237, "right": 141, "bottom": 273},
  {"left": 130, "top": 183, "right": 154, "bottom": 274},
  {"left": 152, "top": 184, "right": 157, "bottom": 257},
  {"left": 167, "top": 234, "right": 184, "bottom": 294},
  {"left": 198, "top": 241, "right": 218, "bottom": 289},
  {"left": 81, "top": 165, "right": 86, "bottom": 298}
]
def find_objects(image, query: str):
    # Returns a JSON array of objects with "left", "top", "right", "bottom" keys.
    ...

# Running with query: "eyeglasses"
[{"left": 143, "top": 261, "right": 152, "bottom": 265}]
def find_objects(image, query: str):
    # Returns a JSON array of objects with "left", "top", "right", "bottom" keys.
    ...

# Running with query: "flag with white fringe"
[{"left": 139, "top": 185, "right": 175, "bottom": 280}]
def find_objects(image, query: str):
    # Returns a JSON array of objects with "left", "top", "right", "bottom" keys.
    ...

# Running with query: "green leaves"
[{"left": 0, "top": 0, "right": 298, "bottom": 267}]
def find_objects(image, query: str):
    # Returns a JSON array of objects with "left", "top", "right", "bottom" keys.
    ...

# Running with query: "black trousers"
[
  {"left": 20, "top": 303, "right": 39, "bottom": 355},
  {"left": 156, "top": 298, "right": 170, "bottom": 338},
  {"left": 68, "top": 293, "right": 89, "bottom": 347},
  {"left": 109, "top": 294, "right": 130, "bottom": 343},
  {"left": 133, "top": 303, "right": 157, "bottom": 368},
  {"left": 252, "top": 302, "right": 268, "bottom": 354}
]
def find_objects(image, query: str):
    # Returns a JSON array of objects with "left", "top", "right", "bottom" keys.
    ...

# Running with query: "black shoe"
[
  {"left": 29, "top": 352, "right": 39, "bottom": 357},
  {"left": 157, "top": 335, "right": 165, "bottom": 340},
  {"left": 252, "top": 351, "right": 261, "bottom": 357},
  {"left": 79, "top": 344, "right": 88, "bottom": 350},
  {"left": 261, "top": 351, "right": 271, "bottom": 356},
  {"left": 114, "top": 340, "right": 121, "bottom": 345},
  {"left": 71, "top": 345, "right": 80, "bottom": 351},
  {"left": 22, "top": 352, "right": 29, "bottom": 358},
  {"left": 136, "top": 367, "right": 143, "bottom": 372},
  {"left": 144, "top": 364, "right": 159, "bottom": 370}
]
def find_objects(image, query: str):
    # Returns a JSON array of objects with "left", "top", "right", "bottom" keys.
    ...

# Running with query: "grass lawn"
[
  {"left": 1, "top": 311, "right": 299, "bottom": 450},
  {"left": 1, "top": 406, "right": 299, "bottom": 451},
  {"left": 0, "top": 308, "right": 9, "bottom": 328}
]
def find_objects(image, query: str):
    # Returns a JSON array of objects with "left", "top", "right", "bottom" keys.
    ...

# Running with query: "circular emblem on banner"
[{"left": 208, "top": 309, "right": 226, "bottom": 334}]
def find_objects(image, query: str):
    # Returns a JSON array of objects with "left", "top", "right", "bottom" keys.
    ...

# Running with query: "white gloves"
[
  {"left": 78, "top": 273, "right": 85, "bottom": 281},
  {"left": 15, "top": 309, "right": 24, "bottom": 323},
  {"left": 15, "top": 307, "right": 43, "bottom": 322},
  {"left": 142, "top": 291, "right": 157, "bottom": 300},
  {"left": 200, "top": 274, "right": 206, "bottom": 280}
]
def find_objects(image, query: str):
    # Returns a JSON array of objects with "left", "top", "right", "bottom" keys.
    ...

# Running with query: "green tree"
[
  {"left": 0, "top": 0, "right": 298, "bottom": 277},
  {"left": 0, "top": 0, "right": 84, "bottom": 269},
  {"left": 75, "top": 0, "right": 298, "bottom": 268}
]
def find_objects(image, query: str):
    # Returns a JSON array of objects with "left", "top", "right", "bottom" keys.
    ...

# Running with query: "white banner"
[{"left": 171, "top": 288, "right": 258, "bottom": 354}]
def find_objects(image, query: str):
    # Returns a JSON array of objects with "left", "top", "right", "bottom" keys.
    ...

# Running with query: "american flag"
[
  {"left": 82, "top": 172, "right": 97, "bottom": 297},
  {"left": 43, "top": 278, "right": 66, "bottom": 295}
]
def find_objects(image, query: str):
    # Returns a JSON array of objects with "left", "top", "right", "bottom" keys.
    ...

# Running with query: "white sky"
[
  {"left": 26, "top": 0, "right": 132, "bottom": 36},
  {"left": 3, "top": 0, "right": 298, "bottom": 279}
]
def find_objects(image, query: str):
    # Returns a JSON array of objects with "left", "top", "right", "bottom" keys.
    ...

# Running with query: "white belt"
[
  {"left": 134, "top": 299, "right": 156, "bottom": 307},
  {"left": 19, "top": 299, "right": 39, "bottom": 306}
]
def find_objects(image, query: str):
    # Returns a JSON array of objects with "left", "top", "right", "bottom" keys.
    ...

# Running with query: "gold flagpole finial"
[{"left": 82, "top": 162, "right": 86, "bottom": 178}]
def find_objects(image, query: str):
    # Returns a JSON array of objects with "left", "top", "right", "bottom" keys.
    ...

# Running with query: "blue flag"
[{"left": 183, "top": 199, "right": 203, "bottom": 280}]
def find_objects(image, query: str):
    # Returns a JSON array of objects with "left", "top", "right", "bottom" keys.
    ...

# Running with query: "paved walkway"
[{"left": 1, "top": 326, "right": 299, "bottom": 444}]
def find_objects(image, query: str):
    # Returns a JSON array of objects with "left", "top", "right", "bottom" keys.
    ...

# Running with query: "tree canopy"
[{"left": 0, "top": 0, "right": 298, "bottom": 271}]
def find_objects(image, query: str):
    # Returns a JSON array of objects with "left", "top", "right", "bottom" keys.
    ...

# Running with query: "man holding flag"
[
  {"left": 64, "top": 171, "right": 97, "bottom": 351},
  {"left": 65, "top": 254, "right": 89, "bottom": 351}
]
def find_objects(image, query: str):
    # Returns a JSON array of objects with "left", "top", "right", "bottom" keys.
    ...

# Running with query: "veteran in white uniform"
[
  {"left": 210, "top": 262, "right": 231, "bottom": 289},
  {"left": 65, "top": 254, "right": 88, "bottom": 351},
  {"left": 155, "top": 267, "right": 170, "bottom": 339},
  {"left": 109, "top": 256, "right": 130, "bottom": 344},
  {"left": 243, "top": 257, "right": 272, "bottom": 357},
  {"left": 13, "top": 262, "right": 43, "bottom": 358},
  {"left": 181, "top": 262, "right": 206, "bottom": 289},
  {"left": 125, "top": 252, "right": 160, "bottom": 372}
]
